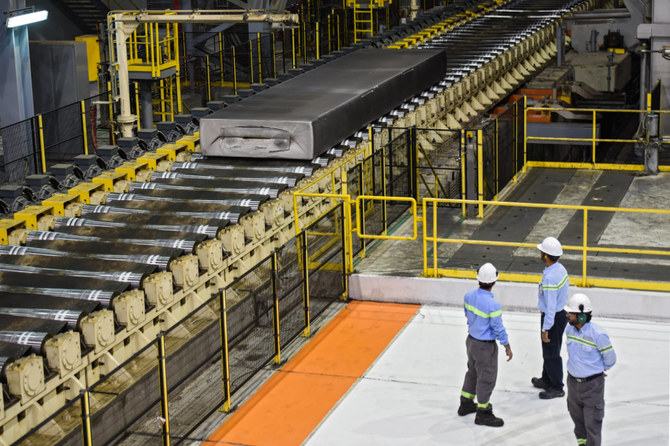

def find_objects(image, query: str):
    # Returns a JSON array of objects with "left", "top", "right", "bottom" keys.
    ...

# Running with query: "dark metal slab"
[{"left": 200, "top": 48, "right": 446, "bottom": 160}]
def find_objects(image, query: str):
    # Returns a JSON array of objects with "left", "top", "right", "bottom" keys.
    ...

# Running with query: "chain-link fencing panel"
[
  {"left": 276, "top": 234, "right": 307, "bottom": 348},
  {"left": 306, "top": 203, "right": 345, "bottom": 321},
  {"left": 416, "top": 128, "right": 461, "bottom": 203},
  {"left": 225, "top": 255, "right": 276, "bottom": 394},
  {"left": 0, "top": 118, "right": 40, "bottom": 185},
  {"left": 41, "top": 102, "right": 84, "bottom": 167},
  {"left": 89, "top": 340, "right": 161, "bottom": 445},
  {"left": 385, "top": 131, "right": 411, "bottom": 225}
]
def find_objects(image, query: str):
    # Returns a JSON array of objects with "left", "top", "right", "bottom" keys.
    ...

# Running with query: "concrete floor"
[{"left": 303, "top": 306, "right": 670, "bottom": 446}]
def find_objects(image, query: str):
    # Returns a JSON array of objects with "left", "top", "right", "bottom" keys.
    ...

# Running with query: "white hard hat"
[
  {"left": 537, "top": 236, "right": 563, "bottom": 256},
  {"left": 476, "top": 263, "right": 498, "bottom": 283},
  {"left": 565, "top": 293, "right": 592, "bottom": 313}
]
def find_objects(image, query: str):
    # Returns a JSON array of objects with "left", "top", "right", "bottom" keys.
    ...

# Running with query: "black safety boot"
[
  {"left": 531, "top": 377, "right": 550, "bottom": 389},
  {"left": 539, "top": 388, "right": 565, "bottom": 399},
  {"left": 457, "top": 397, "right": 477, "bottom": 416},
  {"left": 474, "top": 404, "right": 504, "bottom": 427}
]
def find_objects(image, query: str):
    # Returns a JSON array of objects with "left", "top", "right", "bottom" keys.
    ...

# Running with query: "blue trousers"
[{"left": 541, "top": 310, "right": 567, "bottom": 390}]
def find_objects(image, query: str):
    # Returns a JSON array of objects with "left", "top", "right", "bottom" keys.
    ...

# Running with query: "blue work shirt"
[
  {"left": 566, "top": 321, "right": 616, "bottom": 378},
  {"left": 538, "top": 262, "right": 569, "bottom": 331},
  {"left": 464, "top": 288, "right": 509, "bottom": 346}
]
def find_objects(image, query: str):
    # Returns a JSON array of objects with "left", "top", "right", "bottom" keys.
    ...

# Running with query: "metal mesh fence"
[
  {"left": 89, "top": 341, "right": 160, "bottom": 445},
  {"left": 480, "top": 102, "right": 524, "bottom": 202},
  {"left": 0, "top": 118, "right": 39, "bottom": 184},
  {"left": 277, "top": 234, "right": 308, "bottom": 347},
  {"left": 41, "top": 102, "right": 84, "bottom": 166},
  {"left": 162, "top": 299, "right": 222, "bottom": 442},
  {"left": 226, "top": 255, "right": 276, "bottom": 394},
  {"left": 306, "top": 203, "right": 345, "bottom": 321}
]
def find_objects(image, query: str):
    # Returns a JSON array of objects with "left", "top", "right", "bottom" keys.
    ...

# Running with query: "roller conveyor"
[
  {"left": 105, "top": 190, "right": 268, "bottom": 212},
  {"left": 56, "top": 216, "right": 226, "bottom": 239},
  {"left": 81, "top": 200, "right": 251, "bottom": 224},
  {"left": 5, "top": 242, "right": 180, "bottom": 270},
  {"left": 158, "top": 168, "right": 305, "bottom": 188},
  {"left": 1, "top": 0, "right": 593, "bottom": 439},
  {"left": 0, "top": 308, "right": 84, "bottom": 331},
  {"left": 0, "top": 293, "right": 99, "bottom": 330},
  {"left": 27, "top": 229, "right": 205, "bottom": 254},
  {"left": 173, "top": 160, "right": 319, "bottom": 176},
  {"left": 144, "top": 177, "right": 288, "bottom": 198},
  {"left": 0, "top": 272, "right": 131, "bottom": 306},
  {"left": 0, "top": 254, "right": 158, "bottom": 288}
]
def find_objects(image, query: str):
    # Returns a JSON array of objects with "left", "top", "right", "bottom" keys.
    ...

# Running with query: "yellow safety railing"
[
  {"left": 523, "top": 97, "right": 670, "bottom": 172},
  {"left": 423, "top": 197, "right": 670, "bottom": 292}
]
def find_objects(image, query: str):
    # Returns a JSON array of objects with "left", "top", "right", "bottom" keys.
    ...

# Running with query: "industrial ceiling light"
[{"left": 6, "top": 7, "right": 48, "bottom": 28}]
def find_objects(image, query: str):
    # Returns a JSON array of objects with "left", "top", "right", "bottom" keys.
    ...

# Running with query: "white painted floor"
[{"left": 304, "top": 306, "right": 670, "bottom": 446}]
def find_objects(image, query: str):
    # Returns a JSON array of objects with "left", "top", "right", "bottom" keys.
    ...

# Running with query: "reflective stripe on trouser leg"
[{"left": 462, "top": 335, "right": 498, "bottom": 406}]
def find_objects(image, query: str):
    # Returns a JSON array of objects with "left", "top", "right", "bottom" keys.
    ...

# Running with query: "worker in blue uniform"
[
  {"left": 532, "top": 236, "right": 569, "bottom": 399},
  {"left": 458, "top": 263, "right": 513, "bottom": 427},
  {"left": 564, "top": 293, "right": 616, "bottom": 446}
]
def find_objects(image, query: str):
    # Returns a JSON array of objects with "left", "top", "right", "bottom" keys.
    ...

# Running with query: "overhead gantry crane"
[{"left": 107, "top": 9, "right": 300, "bottom": 137}]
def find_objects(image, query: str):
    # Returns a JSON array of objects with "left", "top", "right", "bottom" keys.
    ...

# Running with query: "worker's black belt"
[
  {"left": 468, "top": 334, "right": 495, "bottom": 343},
  {"left": 569, "top": 373, "right": 604, "bottom": 383}
]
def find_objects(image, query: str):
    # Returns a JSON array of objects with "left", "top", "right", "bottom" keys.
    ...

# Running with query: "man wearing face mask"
[
  {"left": 532, "top": 236, "right": 569, "bottom": 399},
  {"left": 564, "top": 293, "right": 616, "bottom": 446}
]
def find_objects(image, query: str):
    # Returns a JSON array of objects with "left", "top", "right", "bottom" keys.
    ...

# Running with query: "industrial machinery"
[{"left": 0, "top": 0, "right": 605, "bottom": 443}]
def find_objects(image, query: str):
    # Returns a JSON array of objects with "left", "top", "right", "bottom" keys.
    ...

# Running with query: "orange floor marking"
[{"left": 205, "top": 300, "right": 419, "bottom": 446}]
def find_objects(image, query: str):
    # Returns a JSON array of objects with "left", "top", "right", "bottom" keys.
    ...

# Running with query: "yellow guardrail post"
[
  {"left": 80, "top": 389, "right": 93, "bottom": 446},
  {"left": 271, "top": 251, "right": 281, "bottom": 364},
  {"left": 513, "top": 100, "right": 518, "bottom": 182},
  {"left": 219, "top": 289, "right": 232, "bottom": 412},
  {"left": 316, "top": 22, "right": 320, "bottom": 60},
  {"left": 460, "top": 130, "right": 466, "bottom": 217},
  {"left": 291, "top": 28, "right": 297, "bottom": 69},
  {"left": 591, "top": 109, "right": 597, "bottom": 167},
  {"left": 80, "top": 100, "right": 89, "bottom": 155},
  {"left": 522, "top": 95, "right": 528, "bottom": 173},
  {"left": 205, "top": 55, "right": 212, "bottom": 101},
  {"left": 134, "top": 82, "right": 140, "bottom": 130},
  {"left": 257, "top": 32, "right": 263, "bottom": 84},
  {"left": 582, "top": 208, "right": 588, "bottom": 287},
  {"left": 301, "top": 232, "right": 311, "bottom": 337},
  {"left": 249, "top": 40, "right": 254, "bottom": 84},
  {"left": 422, "top": 198, "right": 428, "bottom": 276},
  {"left": 337, "top": 15, "right": 341, "bottom": 51},
  {"left": 156, "top": 333, "right": 171, "bottom": 446},
  {"left": 106, "top": 81, "right": 115, "bottom": 145},
  {"left": 477, "top": 129, "right": 484, "bottom": 218},
  {"left": 432, "top": 198, "right": 438, "bottom": 277},
  {"left": 174, "top": 24, "right": 182, "bottom": 113},
  {"left": 37, "top": 114, "right": 47, "bottom": 173},
  {"left": 494, "top": 117, "right": 499, "bottom": 198}
]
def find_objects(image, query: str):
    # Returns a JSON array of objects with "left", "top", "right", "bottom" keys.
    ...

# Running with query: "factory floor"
[
  {"left": 192, "top": 167, "right": 670, "bottom": 445},
  {"left": 199, "top": 301, "right": 669, "bottom": 445}
]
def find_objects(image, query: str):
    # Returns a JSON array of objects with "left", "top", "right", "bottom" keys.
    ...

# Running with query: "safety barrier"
[
  {"left": 523, "top": 97, "right": 670, "bottom": 171},
  {"left": 0, "top": 92, "right": 112, "bottom": 186},
  {"left": 11, "top": 213, "right": 346, "bottom": 445},
  {"left": 423, "top": 198, "right": 670, "bottom": 292}
]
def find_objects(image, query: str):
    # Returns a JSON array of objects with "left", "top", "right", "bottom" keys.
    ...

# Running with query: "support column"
[{"left": 140, "top": 80, "right": 153, "bottom": 130}]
